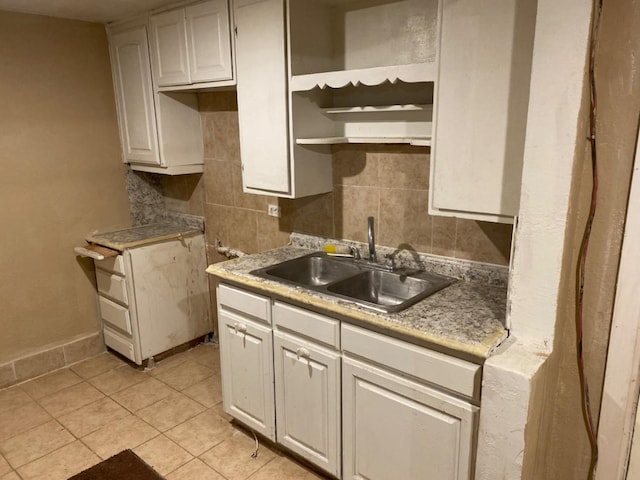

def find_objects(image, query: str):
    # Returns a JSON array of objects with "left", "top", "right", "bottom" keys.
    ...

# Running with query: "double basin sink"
[{"left": 251, "top": 252, "right": 455, "bottom": 313}]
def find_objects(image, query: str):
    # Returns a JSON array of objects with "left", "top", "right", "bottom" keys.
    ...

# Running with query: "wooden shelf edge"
[{"left": 296, "top": 136, "right": 432, "bottom": 146}]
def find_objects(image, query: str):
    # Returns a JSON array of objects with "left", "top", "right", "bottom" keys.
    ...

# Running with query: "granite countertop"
[
  {"left": 87, "top": 223, "right": 201, "bottom": 251},
  {"left": 206, "top": 246, "right": 509, "bottom": 362}
]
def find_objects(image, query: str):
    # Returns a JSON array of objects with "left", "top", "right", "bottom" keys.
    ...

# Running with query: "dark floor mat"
[{"left": 68, "top": 449, "right": 165, "bottom": 480}]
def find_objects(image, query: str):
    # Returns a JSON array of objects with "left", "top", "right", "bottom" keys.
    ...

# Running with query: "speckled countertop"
[
  {"left": 87, "top": 223, "right": 201, "bottom": 251},
  {"left": 206, "top": 246, "right": 509, "bottom": 362}
]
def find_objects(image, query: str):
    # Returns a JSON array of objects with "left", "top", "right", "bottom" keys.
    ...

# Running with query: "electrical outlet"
[{"left": 268, "top": 204, "right": 281, "bottom": 218}]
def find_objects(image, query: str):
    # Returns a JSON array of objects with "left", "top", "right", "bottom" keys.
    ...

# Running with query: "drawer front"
[
  {"left": 218, "top": 283, "right": 271, "bottom": 324},
  {"left": 99, "top": 295, "right": 132, "bottom": 336},
  {"left": 342, "top": 324, "right": 481, "bottom": 400},
  {"left": 96, "top": 269, "right": 129, "bottom": 306},
  {"left": 273, "top": 302, "right": 339, "bottom": 349},
  {"left": 95, "top": 255, "right": 125, "bottom": 276},
  {"left": 104, "top": 327, "right": 137, "bottom": 363}
]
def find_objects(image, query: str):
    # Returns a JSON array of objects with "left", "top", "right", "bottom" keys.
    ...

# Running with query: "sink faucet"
[{"left": 368, "top": 216, "right": 377, "bottom": 263}]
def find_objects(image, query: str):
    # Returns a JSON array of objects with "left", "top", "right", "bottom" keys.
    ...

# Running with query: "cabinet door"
[
  {"left": 274, "top": 331, "right": 341, "bottom": 477},
  {"left": 149, "top": 9, "right": 191, "bottom": 86},
  {"left": 186, "top": 0, "right": 233, "bottom": 83},
  {"left": 234, "top": 0, "right": 290, "bottom": 194},
  {"left": 218, "top": 309, "right": 276, "bottom": 440},
  {"left": 343, "top": 356, "right": 478, "bottom": 480},
  {"left": 109, "top": 24, "right": 160, "bottom": 165},
  {"left": 431, "top": 0, "right": 536, "bottom": 222}
]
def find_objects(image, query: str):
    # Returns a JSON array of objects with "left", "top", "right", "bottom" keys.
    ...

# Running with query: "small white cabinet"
[
  {"left": 108, "top": 18, "right": 205, "bottom": 175},
  {"left": 149, "top": 0, "right": 234, "bottom": 89},
  {"left": 217, "top": 284, "right": 276, "bottom": 440},
  {"left": 430, "top": 0, "right": 537, "bottom": 222}
]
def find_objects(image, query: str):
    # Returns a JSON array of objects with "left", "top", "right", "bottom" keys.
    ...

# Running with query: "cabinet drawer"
[
  {"left": 95, "top": 255, "right": 125, "bottom": 276},
  {"left": 273, "top": 302, "right": 339, "bottom": 349},
  {"left": 342, "top": 324, "right": 481, "bottom": 400},
  {"left": 96, "top": 270, "right": 129, "bottom": 306},
  {"left": 218, "top": 284, "right": 270, "bottom": 324},
  {"left": 99, "top": 295, "right": 132, "bottom": 336},
  {"left": 104, "top": 327, "right": 137, "bottom": 363}
]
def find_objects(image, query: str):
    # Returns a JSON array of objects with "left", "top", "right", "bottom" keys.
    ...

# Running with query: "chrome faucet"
[{"left": 367, "top": 216, "right": 377, "bottom": 263}]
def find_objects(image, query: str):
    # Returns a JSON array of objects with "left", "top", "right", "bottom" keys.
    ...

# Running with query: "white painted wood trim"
[{"left": 596, "top": 128, "right": 640, "bottom": 480}]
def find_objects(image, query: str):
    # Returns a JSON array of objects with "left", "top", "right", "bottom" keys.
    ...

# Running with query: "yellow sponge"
[{"left": 323, "top": 245, "right": 351, "bottom": 255}]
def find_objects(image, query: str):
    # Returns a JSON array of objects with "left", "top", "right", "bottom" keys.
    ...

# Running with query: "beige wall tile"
[
  {"left": 200, "top": 429, "right": 276, "bottom": 480},
  {"left": 455, "top": 219, "right": 512, "bottom": 265},
  {"left": 231, "top": 164, "right": 269, "bottom": 211},
  {"left": 186, "top": 174, "right": 206, "bottom": 217},
  {"left": 14, "top": 348, "right": 65, "bottom": 382},
  {"left": 204, "top": 159, "right": 235, "bottom": 207},
  {"left": 81, "top": 415, "right": 160, "bottom": 460},
  {"left": 182, "top": 375, "right": 222, "bottom": 408},
  {"left": 20, "top": 369, "right": 83, "bottom": 400},
  {"left": 62, "top": 334, "right": 105, "bottom": 366},
  {"left": 378, "top": 188, "right": 432, "bottom": 254},
  {"left": 88, "top": 365, "right": 148, "bottom": 396},
  {"left": 166, "top": 409, "right": 234, "bottom": 457},
  {"left": 334, "top": 186, "right": 380, "bottom": 243},
  {"left": 198, "top": 91, "right": 238, "bottom": 113},
  {"left": 431, "top": 215, "right": 457, "bottom": 258},
  {"left": 136, "top": 392, "right": 206, "bottom": 432},
  {"left": 133, "top": 435, "right": 193, "bottom": 476},
  {"left": 285, "top": 193, "right": 335, "bottom": 238},
  {"left": 377, "top": 146, "right": 430, "bottom": 190},
  {"left": 204, "top": 203, "right": 233, "bottom": 247},
  {"left": 332, "top": 144, "right": 378, "bottom": 187},
  {"left": 0, "top": 402, "right": 51, "bottom": 442},
  {"left": 16, "top": 440, "right": 99, "bottom": 480},
  {"left": 0, "top": 420, "right": 74, "bottom": 468},
  {"left": 257, "top": 213, "right": 292, "bottom": 252},
  {"left": 38, "top": 382, "right": 104, "bottom": 418},
  {"left": 212, "top": 113, "right": 241, "bottom": 163},
  {"left": 57, "top": 397, "right": 129, "bottom": 438},
  {"left": 227, "top": 208, "right": 259, "bottom": 254},
  {"left": 111, "top": 377, "right": 174, "bottom": 412},
  {"left": 153, "top": 360, "right": 214, "bottom": 391},
  {"left": 0, "top": 365, "right": 16, "bottom": 390},
  {"left": 167, "top": 458, "right": 225, "bottom": 480},
  {"left": 69, "top": 352, "right": 126, "bottom": 380},
  {"left": 0, "top": 388, "right": 30, "bottom": 414}
]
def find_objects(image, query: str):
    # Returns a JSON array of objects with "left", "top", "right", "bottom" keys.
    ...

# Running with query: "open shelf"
[
  {"left": 323, "top": 104, "right": 430, "bottom": 114},
  {"left": 296, "top": 136, "right": 431, "bottom": 146},
  {"left": 290, "top": 63, "right": 436, "bottom": 92}
]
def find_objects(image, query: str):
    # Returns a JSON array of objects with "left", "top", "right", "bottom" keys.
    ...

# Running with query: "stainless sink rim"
[{"left": 250, "top": 252, "right": 455, "bottom": 313}]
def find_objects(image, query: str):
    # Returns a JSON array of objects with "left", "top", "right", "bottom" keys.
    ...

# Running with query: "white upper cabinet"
[
  {"left": 109, "top": 18, "right": 205, "bottom": 175},
  {"left": 109, "top": 23, "right": 160, "bottom": 166},
  {"left": 149, "top": 0, "right": 234, "bottom": 90},
  {"left": 430, "top": 0, "right": 537, "bottom": 223}
]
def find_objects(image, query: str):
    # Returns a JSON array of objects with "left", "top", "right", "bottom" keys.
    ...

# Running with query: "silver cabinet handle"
[
  {"left": 296, "top": 347, "right": 310, "bottom": 360},
  {"left": 234, "top": 322, "right": 247, "bottom": 334}
]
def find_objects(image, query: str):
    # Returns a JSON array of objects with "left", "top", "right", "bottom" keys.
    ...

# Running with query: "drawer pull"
[
  {"left": 296, "top": 347, "right": 310, "bottom": 360},
  {"left": 234, "top": 322, "right": 248, "bottom": 335}
]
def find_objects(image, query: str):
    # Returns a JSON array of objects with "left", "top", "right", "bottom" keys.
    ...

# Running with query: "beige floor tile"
[
  {"left": 70, "top": 352, "right": 127, "bottom": 380},
  {"left": 81, "top": 415, "right": 160, "bottom": 460},
  {"left": 200, "top": 429, "right": 277, "bottom": 480},
  {"left": 187, "top": 344, "right": 221, "bottom": 371},
  {"left": 182, "top": 374, "right": 222, "bottom": 408},
  {"left": 166, "top": 458, "right": 225, "bottom": 480},
  {"left": 148, "top": 351, "right": 192, "bottom": 377},
  {"left": 16, "top": 440, "right": 99, "bottom": 480},
  {"left": 0, "top": 455, "right": 10, "bottom": 476},
  {"left": 0, "top": 388, "right": 31, "bottom": 413},
  {"left": 38, "top": 382, "right": 104, "bottom": 417},
  {"left": 211, "top": 402, "right": 234, "bottom": 422},
  {"left": 248, "top": 456, "right": 326, "bottom": 480},
  {"left": 20, "top": 369, "right": 82, "bottom": 400},
  {"left": 1, "top": 471, "right": 20, "bottom": 480},
  {"left": 154, "top": 360, "right": 214, "bottom": 391},
  {"left": 57, "top": 397, "right": 129, "bottom": 438},
  {"left": 165, "top": 409, "right": 234, "bottom": 456},
  {"left": 111, "top": 377, "right": 174, "bottom": 412},
  {"left": 133, "top": 435, "right": 193, "bottom": 476},
  {"left": 0, "top": 420, "right": 74, "bottom": 468},
  {"left": 88, "top": 365, "right": 148, "bottom": 395},
  {"left": 0, "top": 402, "right": 51, "bottom": 441},
  {"left": 137, "top": 391, "right": 206, "bottom": 432}
]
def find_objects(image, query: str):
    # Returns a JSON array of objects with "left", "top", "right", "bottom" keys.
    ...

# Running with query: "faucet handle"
[{"left": 350, "top": 246, "right": 361, "bottom": 260}]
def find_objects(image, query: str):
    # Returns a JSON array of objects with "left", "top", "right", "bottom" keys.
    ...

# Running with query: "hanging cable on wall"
[{"left": 577, "top": 0, "right": 604, "bottom": 478}]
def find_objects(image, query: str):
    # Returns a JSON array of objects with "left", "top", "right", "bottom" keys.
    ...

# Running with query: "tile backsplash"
[{"left": 155, "top": 91, "right": 512, "bottom": 267}]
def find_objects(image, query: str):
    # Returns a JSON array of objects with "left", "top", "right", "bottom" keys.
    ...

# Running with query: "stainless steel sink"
[{"left": 251, "top": 252, "right": 454, "bottom": 313}]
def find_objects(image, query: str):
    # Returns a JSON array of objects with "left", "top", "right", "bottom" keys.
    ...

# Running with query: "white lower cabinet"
[{"left": 216, "top": 283, "right": 480, "bottom": 479}]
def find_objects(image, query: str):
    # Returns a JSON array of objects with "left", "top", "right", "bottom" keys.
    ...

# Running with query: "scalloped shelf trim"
[{"left": 290, "top": 63, "right": 436, "bottom": 92}]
